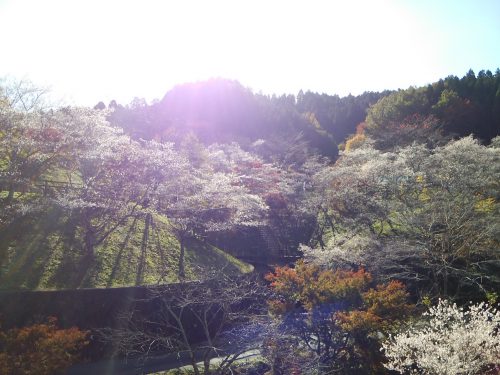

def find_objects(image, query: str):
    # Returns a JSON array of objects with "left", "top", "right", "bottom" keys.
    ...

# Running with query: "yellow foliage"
[
  {"left": 344, "top": 133, "right": 367, "bottom": 153},
  {"left": 475, "top": 197, "right": 496, "bottom": 213},
  {"left": 419, "top": 187, "right": 430, "bottom": 202},
  {"left": 303, "top": 112, "right": 322, "bottom": 130}
]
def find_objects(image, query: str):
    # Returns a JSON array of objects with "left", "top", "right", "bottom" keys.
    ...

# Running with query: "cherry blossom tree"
[
  {"left": 156, "top": 159, "right": 268, "bottom": 278},
  {"left": 0, "top": 84, "right": 91, "bottom": 224},
  {"left": 303, "top": 137, "right": 500, "bottom": 300},
  {"left": 207, "top": 142, "right": 327, "bottom": 256},
  {"left": 382, "top": 299, "right": 500, "bottom": 375},
  {"left": 54, "top": 123, "right": 187, "bottom": 258}
]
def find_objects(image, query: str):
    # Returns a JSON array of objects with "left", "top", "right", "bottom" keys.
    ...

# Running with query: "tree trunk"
[
  {"left": 5, "top": 182, "right": 15, "bottom": 203},
  {"left": 84, "top": 228, "right": 96, "bottom": 258},
  {"left": 179, "top": 236, "right": 185, "bottom": 279},
  {"left": 271, "top": 355, "right": 285, "bottom": 375},
  {"left": 203, "top": 357, "right": 211, "bottom": 375}
]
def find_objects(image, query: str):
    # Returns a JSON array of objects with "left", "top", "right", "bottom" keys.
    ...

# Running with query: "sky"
[{"left": 1, "top": 0, "right": 499, "bottom": 106}]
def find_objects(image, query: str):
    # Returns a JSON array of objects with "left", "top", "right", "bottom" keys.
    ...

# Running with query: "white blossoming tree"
[
  {"left": 304, "top": 137, "right": 500, "bottom": 299},
  {"left": 156, "top": 151, "right": 269, "bottom": 278},
  {"left": 207, "top": 142, "right": 327, "bottom": 255},
  {"left": 382, "top": 299, "right": 500, "bottom": 375},
  {"left": 54, "top": 123, "right": 188, "bottom": 258},
  {"left": 0, "top": 83, "right": 104, "bottom": 225}
]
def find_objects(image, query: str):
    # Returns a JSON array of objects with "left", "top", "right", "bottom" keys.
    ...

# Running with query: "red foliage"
[
  {"left": 355, "top": 121, "right": 367, "bottom": 135},
  {"left": 264, "top": 192, "right": 288, "bottom": 209},
  {"left": 266, "top": 262, "right": 412, "bottom": 331},
  {"left": 0, "top": 317, "right": 88, "bottom": 375}
]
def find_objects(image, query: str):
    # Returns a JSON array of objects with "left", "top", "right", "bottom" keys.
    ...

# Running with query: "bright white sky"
[{"left": 1, "top": 0, "right": 499, "bottom": 106}]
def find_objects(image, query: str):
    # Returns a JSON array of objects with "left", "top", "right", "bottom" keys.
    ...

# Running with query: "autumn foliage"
[
  {"left": 336, "top": 280, "right": 413, "bottom": 333},
  {"left": 0, "top": 318, "right": 88, "bottom": 375},
  {"left": 266, "top": 262, "right": 372, "bottom": 311},
  {"left": 265, "top": 261, "right": 413, "bottom": 373},
  {"left": 265, "top": 261, "right": 411, "bottom": 326}
]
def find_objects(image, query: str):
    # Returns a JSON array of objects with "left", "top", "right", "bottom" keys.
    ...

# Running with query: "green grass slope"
[{"left": 0, "top": 207, "right": 253, "bottom": 290}]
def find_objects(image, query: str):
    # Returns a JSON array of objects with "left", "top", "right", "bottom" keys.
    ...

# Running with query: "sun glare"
[{"left": 1, "top": 0, "right": 499, "bottom": 105}]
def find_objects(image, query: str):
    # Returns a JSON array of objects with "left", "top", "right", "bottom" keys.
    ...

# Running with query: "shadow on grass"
[
  {"left": 107, "top": 216, "right": 139, "bottom": 288},
  {"left": 0, "top": 208, "right": 68, "bottom": 289},
  {"left": 1, "top": 209, "right": 252, "bottom": 290}
]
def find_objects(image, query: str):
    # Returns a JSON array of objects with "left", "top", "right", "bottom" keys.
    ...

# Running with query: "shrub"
[{"left": 0, "top": 317, "right": 88, "bottom": 375}]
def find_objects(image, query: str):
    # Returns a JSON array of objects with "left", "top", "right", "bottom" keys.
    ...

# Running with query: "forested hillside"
[
  {"left": 370, "top": 69, "right": 500, "bottom": 139},
  {"left": 104, "top": 69, "right": 500, "bottom": 159},
  {"left": 103, "top": 78, "right": 389, "bottom": 161}
]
